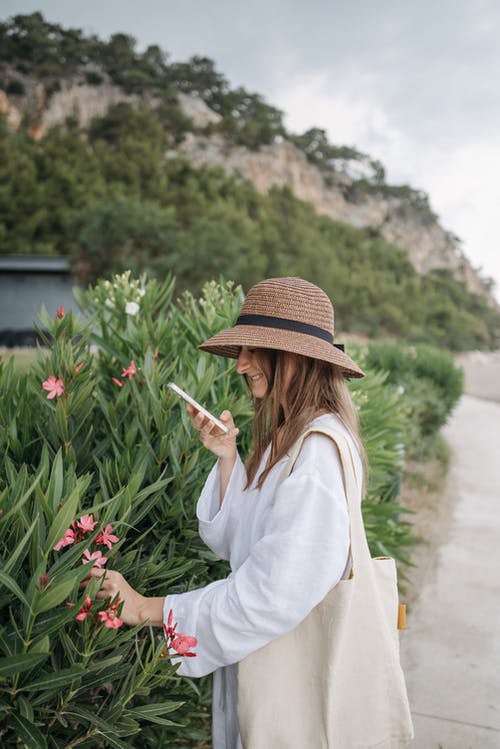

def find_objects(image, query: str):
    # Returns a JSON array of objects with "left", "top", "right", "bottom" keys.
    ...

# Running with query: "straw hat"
[{"left": 199, "top": 277, "right": 365, "bottom": 378}]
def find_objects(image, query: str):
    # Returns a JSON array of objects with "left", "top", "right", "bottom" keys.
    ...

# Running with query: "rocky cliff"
[{"left": 1, "top": 76, "right": 495, "bottom": 305}]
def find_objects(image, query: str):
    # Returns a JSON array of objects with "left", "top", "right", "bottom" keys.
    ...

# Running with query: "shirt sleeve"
[
  {"left": 164, "top": 433, "right": 354, "bottom": 678},
  {"left": 196, "top": 452, "right": 248, "bottom": 561}
]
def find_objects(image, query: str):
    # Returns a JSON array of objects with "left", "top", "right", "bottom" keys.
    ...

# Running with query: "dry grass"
[
  {"left": 0, "top": 347, "right": 38, "bottom": 373},
  {"left": 399, "top": 455, "right": 451, "bottom": 609}
]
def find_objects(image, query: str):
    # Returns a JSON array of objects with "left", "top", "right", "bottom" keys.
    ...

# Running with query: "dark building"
[{"left": 0, "top": 256, "right": 79, "bottom": 347}]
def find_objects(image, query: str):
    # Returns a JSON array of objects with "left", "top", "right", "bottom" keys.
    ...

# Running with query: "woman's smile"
[{"left": 236, "top": 348, "right": 269, "bottom": 397}]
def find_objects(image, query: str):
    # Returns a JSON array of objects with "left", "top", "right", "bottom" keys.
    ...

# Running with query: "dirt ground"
[{"left": 400, "top": 350, "right": 500, "bottom": 609}]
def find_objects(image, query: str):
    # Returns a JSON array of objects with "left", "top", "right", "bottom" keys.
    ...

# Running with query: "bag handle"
[{"left": 281, "top": 426, "right": 372, "bottom": 575}]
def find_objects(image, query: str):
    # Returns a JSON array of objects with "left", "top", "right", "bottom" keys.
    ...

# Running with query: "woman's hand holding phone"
[
  {"left": 189, "top": 405, "right": 239, "bottom": 505},
  {"left": 188, "top": 405, "right": 239, "bottom": 460}
]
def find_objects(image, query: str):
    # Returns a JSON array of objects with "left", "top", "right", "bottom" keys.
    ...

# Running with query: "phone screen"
[{"left": 167, "top": 383, "right": 229, "bottom": 433}]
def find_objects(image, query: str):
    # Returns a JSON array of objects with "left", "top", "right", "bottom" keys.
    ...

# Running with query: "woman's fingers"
[{"left": 82, "top": 567, "right": 121, "bottom": 598}]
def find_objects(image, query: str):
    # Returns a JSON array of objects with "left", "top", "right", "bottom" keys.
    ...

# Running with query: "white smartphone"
[{"left": 167, "top": 382, "right": 229, "bottom": 433}]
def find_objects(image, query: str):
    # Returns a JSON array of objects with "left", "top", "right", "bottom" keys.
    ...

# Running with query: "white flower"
[{"left": 125, "top": 301, "right": 140, "bottom": 316}]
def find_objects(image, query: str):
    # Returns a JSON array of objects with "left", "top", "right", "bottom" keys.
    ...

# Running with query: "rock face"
[
  {"left": 0, "top": 71, "right": 146, "bottom": 140},
  {"left": 179, "top": 132, "right": 494, "bottom": 303},
  {"left": 0, "top": 79, "right": 495, "bottom": 305}
]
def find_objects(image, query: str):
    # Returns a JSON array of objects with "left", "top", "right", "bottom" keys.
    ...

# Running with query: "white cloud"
[{"left": 272, "top": 70, "right": 500, "bottom": 302}]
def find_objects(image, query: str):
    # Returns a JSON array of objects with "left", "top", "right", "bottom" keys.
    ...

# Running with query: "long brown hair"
[{"left": 244, "top": 349, "right": 367, "bottom": 491}]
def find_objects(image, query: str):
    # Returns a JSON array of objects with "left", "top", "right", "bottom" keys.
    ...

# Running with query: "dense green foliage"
[
  {"left": 0, "top": 275, "right": 463, "bottom": 745},
  {"left": 363, "top": 340, "right": 464, "bottom": 457},
  {"left": 1, "top": 108, "right": 499, "bottom": 350}
]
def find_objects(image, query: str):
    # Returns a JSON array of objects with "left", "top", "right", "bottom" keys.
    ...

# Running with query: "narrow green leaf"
[
  {"left": 0, "top": 570, "right": 31, "bottom": 611},
  {"left": 16, "top": 694, "right": 35, "bottom": 722},
  {"left": 47, "top": 449, "right": 64, "bottom": 514},
  {"left": 45, "top": 484, "right": 80, "bottom": 554},
  {"left": 3, "top": 516, "right": 38, "bottom": 575},
  {"left": 125, "top": 700, "right": 184, "bottom": 718},
  {"left": 94, "top": 733, "right": 134, "bottom": 749},
  {"left": 63, "top": 704, "right": 117, "bottom": 733},
  {"left": 29, "top": 635, "right": 50, "bottom": 654},
  {"left": 20, "top": 665, "right": 84, "bottom": 691},
  {"left": 33, "top": 566, "right": 88, "bottom": 615},
  {"left": 0, "top": 653, "right": 48, "bottom": 678},
  {"left": 124, "top": 712, "right": 181, "bottom": 726},
  {"left": 33, "top": 578, "right": 75, "bottom": 615},
  {"left": 1, "top": 470, "right": 43, "bottom": 524},
  {"left": 10, "top": 711, "right": 47, "bottom": 749}
]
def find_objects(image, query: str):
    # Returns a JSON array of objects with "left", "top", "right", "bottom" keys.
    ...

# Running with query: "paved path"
[{"left": 400, "top": 394, "right": 500, "bottom": 748}]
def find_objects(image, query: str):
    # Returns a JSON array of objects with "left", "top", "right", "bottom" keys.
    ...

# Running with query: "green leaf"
[
  {"left": 0, "top": 470, "right": 43, "bottom": 524},
  {"left": 10, "top": 711, "right": 47, "bottom": 749},
  {"left": 0, "top": 652, "right": 48, "bottom": 678},
  {"left": 16, "top": 694, "right": 35, "bottom": 722},
  {"left": 95, "top": 734, "right": 134, "bottom": 749},
  {"left": 20, "top": 665, "right": 84, "bottom": 691},
  {"left": 124, "top": 712, "right": 181, "bottom": 726},
  {"left": 29, "top": 635, "right": 50, "bottom": 654},
  {"left": 125, "top": 700, "right": 184, "bottom": 718},
  {"left": 33, "top": 566, "right": 88, "bottom": 615},
  {"left": 63, "top": 704, "right": 117, "bottom": 733},
  {"left": 45, "top": 484, "right": 81, "bottom": 555},
  {"left": 47, "top": 449, "right": 64, "bottom": 514},
  {"left": 0, "top": 570, "right": 31, "bottom": 611},
  {"left": 3, "top": 516, "right": 38, "bottom": 575}
]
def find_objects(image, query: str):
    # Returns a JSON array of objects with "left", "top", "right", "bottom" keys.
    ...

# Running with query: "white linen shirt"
[{"left": 163, "top": 413, "right": 362, "bottom": 749}]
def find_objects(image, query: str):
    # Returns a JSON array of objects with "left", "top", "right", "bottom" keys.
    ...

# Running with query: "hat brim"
[{"left": 198, "top": 324, "right": 365, "bottom": 378}]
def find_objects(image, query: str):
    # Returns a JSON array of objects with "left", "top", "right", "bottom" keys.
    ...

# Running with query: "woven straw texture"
[{"left": 199, "top": 278, "right": 365, "bottom": 378}]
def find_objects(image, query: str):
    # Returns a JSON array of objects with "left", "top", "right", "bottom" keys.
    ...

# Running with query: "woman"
[{"left": 92, "top": 277, "right": 367, "bottom": 748}]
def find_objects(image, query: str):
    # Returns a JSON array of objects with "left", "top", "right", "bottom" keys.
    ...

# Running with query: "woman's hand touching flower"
[{"left": 86, "top": 567, "right": 164, "bottom": 627}]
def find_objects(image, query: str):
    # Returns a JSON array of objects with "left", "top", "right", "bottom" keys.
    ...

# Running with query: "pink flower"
[
  {"left": 163, "top": 608, "right": 197, "bottom": 657},
  {"left": 95, "top": 524, "right": 119, "bottom": 549},
  {"left": 75, "top": 595, "right": 93, "bottom": 622},
  {"left": 76, "top": 514, "right": 98, "bottom": 533},
  {"left": 112, "top": 377, "right": 124, "bottom": 387},
  {"left": 82, "top": 549, "right": 107, "bottom": 567},
  {"left": 42, "top": 376, "right": 64, "bottom": 399},
  {"left": 171, "top": 633, "right": 198, "bottom": 657},
  {"left": 98, "top": 599, "right": 123, "bottom": 629},
  {"left": 53, "top": 527, "right": 76, "bottom": 551},
  {"left": 121, "top": 360, "right": 136, "bottom": 379},
  {"left": 75, "top": 362, "right": 84, "bottom": 373},
  {"left": 56, "top": 305, "right": 65, "bottom": 318}
]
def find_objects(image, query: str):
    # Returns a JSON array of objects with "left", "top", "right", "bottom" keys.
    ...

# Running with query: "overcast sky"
[{"left": 3, "top": 0, "right": 500, "bottom": 300}]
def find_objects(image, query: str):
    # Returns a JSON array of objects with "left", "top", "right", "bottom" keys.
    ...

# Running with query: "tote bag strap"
[{"left": 281, "top": 425, "right": 372, "bottom": 574}]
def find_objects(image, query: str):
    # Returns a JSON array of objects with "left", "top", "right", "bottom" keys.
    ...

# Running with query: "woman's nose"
[{"left": 236, "top": 347, "right": 250, "bottom": 374}]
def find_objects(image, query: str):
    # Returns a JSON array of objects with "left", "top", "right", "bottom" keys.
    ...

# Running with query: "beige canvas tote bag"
[{"left": 238, "top": 426, "right": 414, "bottom": 749}]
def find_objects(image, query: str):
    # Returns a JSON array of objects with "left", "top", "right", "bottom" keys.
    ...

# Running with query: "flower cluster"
[
  {"left": 73, "top": 594, "right": 124, "bottom": 629},
  {"left": 98, "top": 271, "right": 145, "bottom": 316},
  {"left": 53, "top": 514, "right": 119, "bottom": 572},
  {"left": 163, "top": 608, "right": 197, "bottom": 657},
  {"left": 112, "top": 359, "right": 137, "bottom": 388}
]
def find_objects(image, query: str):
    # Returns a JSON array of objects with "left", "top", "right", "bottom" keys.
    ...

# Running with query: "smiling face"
[
  {"left": 236, "top": 346, "right": 269, "bottom": 398},
  {"left": 236, "top": 346, "right": 299, "bottom": 405}
]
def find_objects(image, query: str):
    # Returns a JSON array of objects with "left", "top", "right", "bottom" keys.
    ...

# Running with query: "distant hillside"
[
  {"left": 1, "top": 12, "right": 499, "bottom": 350},
  {"left": 1, "top": 13, "right": 495, "bottom": 308}
]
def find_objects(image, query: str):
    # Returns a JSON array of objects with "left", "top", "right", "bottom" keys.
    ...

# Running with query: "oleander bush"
[
  {"left": 0, "top": 275, "right": 461, "bottom": 746},
  {"left": 363, "top": 340, "right": 464, "bottom": 455}
]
